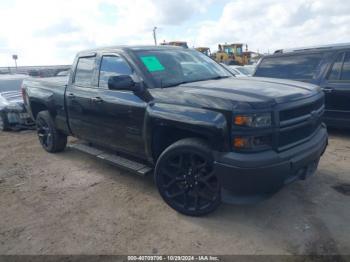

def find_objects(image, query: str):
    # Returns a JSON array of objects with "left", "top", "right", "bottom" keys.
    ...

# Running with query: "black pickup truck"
[{"left": 22, "top": 46, "right": 328, "bottom": 216}]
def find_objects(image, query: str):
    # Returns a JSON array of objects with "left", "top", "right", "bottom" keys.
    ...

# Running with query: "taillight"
[{"left": 21, "top": 84, "right": 27, "bottom": 104}]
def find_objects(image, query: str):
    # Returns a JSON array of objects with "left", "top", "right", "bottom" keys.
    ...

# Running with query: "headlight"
[{"left": 234, "top": 113, "right": 271, "bottom": 128}]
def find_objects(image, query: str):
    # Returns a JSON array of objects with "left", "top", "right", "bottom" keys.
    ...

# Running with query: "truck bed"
[
  {"left": 23, "top": 76, "right": 68, "bottom": 89},
  {"left": 22, "top": 76, "right": 70, "bottom": 134}
]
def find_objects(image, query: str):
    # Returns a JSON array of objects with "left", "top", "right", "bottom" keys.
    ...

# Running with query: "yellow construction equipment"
[
  {"left": 214, "top": 43, "right": 251, "bottom": 65},
  {"left": 160, "top": 41, "right": 188, "bottom": 48},
  {"left": 195, "top": 47, "right": 212, "bottom": 57}
]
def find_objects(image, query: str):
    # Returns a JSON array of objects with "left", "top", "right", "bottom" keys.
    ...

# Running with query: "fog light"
[
  {"left": 233, "top": 135, "right": 271, "bottom": 150},
  {"left": 233, "top": 137, "right": 250, "bottom": 148}
]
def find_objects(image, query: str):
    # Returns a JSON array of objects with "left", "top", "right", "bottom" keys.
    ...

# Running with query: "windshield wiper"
[
  {"left": 164, "top": 81, "right": 191, "bottom": 88},
  {"left": 205, "top": 75, "right": 231, "bottom": 80},
  {"left": 164, "top": 76, "right": 231, "bottom": 88}
]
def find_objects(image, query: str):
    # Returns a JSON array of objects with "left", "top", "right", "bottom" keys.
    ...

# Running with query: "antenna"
[{"left": 153, "top": 27, "right": 158, "bottom": 46}]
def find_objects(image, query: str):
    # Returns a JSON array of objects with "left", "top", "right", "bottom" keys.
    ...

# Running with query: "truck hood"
[{"left": 149, "top": 77, "right": 321, "bottom": 110}]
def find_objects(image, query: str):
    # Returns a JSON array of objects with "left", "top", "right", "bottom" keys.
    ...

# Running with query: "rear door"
[
  {"left": 321, "top": 51, "right": 350, "bottom": 126},
  {"left": 66, "top": 55, "right": 102, "bottom": 142}
]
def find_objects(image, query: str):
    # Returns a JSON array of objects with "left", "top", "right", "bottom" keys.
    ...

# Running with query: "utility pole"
[
  {"left": 12, "top": 54, "right": 18, "bottom": 70},
  {"left": 153, "top": 27, "right": 157, "bottom": 46}
]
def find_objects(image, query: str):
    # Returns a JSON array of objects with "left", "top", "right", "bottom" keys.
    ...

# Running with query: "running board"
[{"left": 68, "top": 142, "right": 153, "bottom": 176}]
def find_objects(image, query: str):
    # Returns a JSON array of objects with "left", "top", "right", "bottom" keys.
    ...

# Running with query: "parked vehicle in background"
[
  {"left": 0, "top": 65, "right": 71, "bottom": 76},
  {"left": 220, "top": 64, "right": 255, "bottom": 77},
  {"left": 23, "top": 45, "right": 327, "bottom": 216},
  {"left": 161, "top": 41, "right": 188, "bottom": 48},
  {"left": 0, "top": 74, "right": 34, "bottom": 131},
  {"left": 230, "top": 65, "right": 255, "bottom": 76},
  {"left": 220, "top": 64, "right": 246, "bottom": 77},
  {"left": 254, "top": 43, "right": 350, "bottom": 128},
  {"left": 56, "top": 70, "right": 69, "bottom": 76},
  {"left": 28, "top": 67, "right": 71, "bottom": 78},
  {"left": 215, "top": 43, "right": 251, "bottom": 65},
  {"left": 195, "top": 47, "right": 212, "bottom": 57}
]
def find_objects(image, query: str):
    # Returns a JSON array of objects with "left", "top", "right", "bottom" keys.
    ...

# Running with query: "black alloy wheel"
[
  {"left": 36, "top": 116, "right": 52, "bottom": 150},
  {"left": 155, "top": 138, "right": 221, "bottom": 216},
  {"left": 35, "top": 111, "right": 67, "bottom": 153}
]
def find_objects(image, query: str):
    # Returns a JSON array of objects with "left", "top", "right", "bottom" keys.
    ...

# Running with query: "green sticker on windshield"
[{"left": 140, "top": 56, "right": 165, "bottom": 72}]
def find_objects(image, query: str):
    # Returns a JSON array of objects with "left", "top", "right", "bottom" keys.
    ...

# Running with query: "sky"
[{"left": 0, "top": 0, "right": 350, "bottom": 67}]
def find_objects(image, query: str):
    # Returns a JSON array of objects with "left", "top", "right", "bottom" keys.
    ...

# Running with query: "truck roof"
[
  {"left": 274, "top": 42, "right": 350, "bottom": 55},
  {"left": 78, "top": 45, "right": 184, "bottom": 56}
]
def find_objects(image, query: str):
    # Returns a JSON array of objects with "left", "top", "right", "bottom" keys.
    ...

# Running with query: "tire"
[
  {"left": 155, "top": 138, "right": 221, "bottom": 216},
  {"left": 36, "top": 111, "right": 67, "bottom": 153},
  {"left": 0, "top": 112, "right": 10, "bottom": 131}
]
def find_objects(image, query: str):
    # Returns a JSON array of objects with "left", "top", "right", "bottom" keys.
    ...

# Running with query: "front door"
[
  {"left": 321, "top": 51, "right": 350, "bottom": 126},
  {"left": 95, "top": 54, "right": 147, "bottom": 158}
]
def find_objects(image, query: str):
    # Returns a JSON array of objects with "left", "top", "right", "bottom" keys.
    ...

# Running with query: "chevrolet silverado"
[{"left": 22, "top": 46, "right": 328, "bottom": 216}]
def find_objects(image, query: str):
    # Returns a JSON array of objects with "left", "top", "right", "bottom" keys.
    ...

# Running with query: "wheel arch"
[
  {"left": 144, "top": 103, "right": 229, "bottom": 163},
  {"left": 29, "top": 98, "right": 57, "bottom": 120}
]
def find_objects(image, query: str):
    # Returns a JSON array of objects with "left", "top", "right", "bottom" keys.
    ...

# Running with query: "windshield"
[
  {"left": 135, "top": 49, "right": 231, "bottom": 88},
  {"left": 254, "top": 53, "right": 325, "bottom": 80}
]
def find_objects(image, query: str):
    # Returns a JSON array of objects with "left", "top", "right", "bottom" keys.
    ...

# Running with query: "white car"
[
  {"left": 229, "top": 65, "right": 255, "bottom": 77},
  {"left": 220, "top": 64, "right": 247, "bottom": 77}
]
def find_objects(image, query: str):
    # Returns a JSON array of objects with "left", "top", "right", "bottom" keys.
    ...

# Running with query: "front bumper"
[
  {"left": 214, "top": 124, "right": 328, "bottom": 202},
  {"left": 5, "top": 111, "right": 35, "bottom": 129}
]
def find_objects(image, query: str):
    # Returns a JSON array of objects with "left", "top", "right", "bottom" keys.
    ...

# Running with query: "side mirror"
[{"left": 108, "top": 75, "right": 135, "bottom": 91}]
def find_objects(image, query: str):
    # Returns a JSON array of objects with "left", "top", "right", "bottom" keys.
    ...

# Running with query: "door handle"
[
  {"left": 91, "top": 97, "right": 103, "bottom": 103},
  {"left": 322, "top": 87, "right": 333, "bottom": 93},
  {"left": 67, "top": 93, "right": 75, "bottom": 99}
]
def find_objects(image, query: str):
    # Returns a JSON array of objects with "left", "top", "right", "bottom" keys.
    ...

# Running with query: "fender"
[
  {"left": 144, "top": 102, "right": 229, "bottom": 162},
  {"left": 27, "top": 88, "right": 57, "bottom": 119},
  {"left": 25, "top": 85, "right": 72, "bottom": 134}
]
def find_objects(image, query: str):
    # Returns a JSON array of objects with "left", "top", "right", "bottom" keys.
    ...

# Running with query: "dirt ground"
[{"left": 0, "top": 129, "right": 349, "bottom": 255}]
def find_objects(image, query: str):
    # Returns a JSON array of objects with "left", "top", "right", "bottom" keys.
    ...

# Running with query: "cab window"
[
  {"left": 328, "top": 53, "right": 344, "bottom": 81},
  {"left": 341, "top": 53, "right": 350, "bottom": 81},
  {"left": 74, "top": 56, "right": 95, "bottom": 87},
  {"left": 98, "top": 56, "right": 132, "bottom": 88}
]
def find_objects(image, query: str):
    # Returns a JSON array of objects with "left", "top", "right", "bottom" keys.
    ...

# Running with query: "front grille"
[
  {"left": 279, "top": 98, "right": 324, "bottom": 122},
  {"left": 277, "top": 95, "right": 324, "bottom": 151},
  {"left": 279, "top": 120, "right": 322, "bottom": 149}
]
